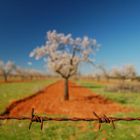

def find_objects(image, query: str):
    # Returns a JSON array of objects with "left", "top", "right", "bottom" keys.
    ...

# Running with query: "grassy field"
[
  {"left": 0, "top": 79, "right": 55, "bottom": 113},
  {"left": 78, "top": 80, "right": 140, "bottom": 109},
  {"left": 0, "top": 79, "right": 140, "bottom": 140}
]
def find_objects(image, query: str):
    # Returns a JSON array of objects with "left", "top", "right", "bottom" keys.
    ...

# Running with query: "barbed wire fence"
[{"left": 0, "top": 108, "right": 140, "bottom": 130}]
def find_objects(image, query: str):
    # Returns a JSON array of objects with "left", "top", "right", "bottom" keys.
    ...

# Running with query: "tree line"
[{"left": 0, "top": 60, "right": 47, "bottom": 82}]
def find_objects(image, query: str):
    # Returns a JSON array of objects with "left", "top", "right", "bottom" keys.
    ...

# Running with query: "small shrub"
[{"left": 105, "top": 82, "right": 140, "bottom": 93}]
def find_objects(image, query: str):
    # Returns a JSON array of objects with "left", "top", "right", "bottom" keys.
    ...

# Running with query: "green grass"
[
  {"left": 1, "top": 79, "right": 140, "bottom": 140},
  {"left": 0, "top": 79, "right": 55, "bottom": 113},
  {"left": 76, "top": 80, "right": 140, "bottom": 139},
  {"left": 1, "top": 119, "right": 140, "bottom": 140},
  {"left": 77, "top": 80, "right": 140, "bottom": 107}
]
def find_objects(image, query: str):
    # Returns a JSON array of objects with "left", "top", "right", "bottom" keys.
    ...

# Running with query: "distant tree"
[
  {"left": 111, "top": 64, "right": 137, "bottom": 81},
  {"left": 0, "top": 60, "right": 16, "bottom": 82},
  {"left": 110, "top": 67, "right": 121, "bottom": 79},
  {"left": 16, "top": 67, "right": 45, "bottom": 80},
  {"left": 16, "top": 67, "right": 28, "bottom": 80},
  {"left": 27, "top": 69, "right": 44, "bottom": 80},
  {"left": 94, "top": 73, "right": 101, "bottom": 81},
  {"left": 98, "top": 65, "right": 110, "bottom": 82},
  {"left": 30, "top": 30, "right": 100, "bottom": 100},
  {"left": 121, "top": 65, "right": 137, "bottom": 80}
]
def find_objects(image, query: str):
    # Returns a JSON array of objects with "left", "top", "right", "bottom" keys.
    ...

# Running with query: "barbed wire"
[{"left": 0, "top": 108, "right": 140, "bottom": 130}]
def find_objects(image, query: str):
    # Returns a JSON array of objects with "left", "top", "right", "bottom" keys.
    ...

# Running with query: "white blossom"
[
  {"left": 111, "top": 64, "right": 137, "bottom": 79},
  {"left": 0, "top": 60, "right": 16, "bottom": 81},
  {"left": 30, "top": 30, "right": 99, "bottom": 78},
  {"left": 0, "top": 60, "right": 16, "bottom": 74}
]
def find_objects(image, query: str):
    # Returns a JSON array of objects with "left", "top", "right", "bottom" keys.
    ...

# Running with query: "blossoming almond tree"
[
  {"left": 111, "top": 65, "right": 137, "bottom": 81},
  {"left": 0, "top": 60, "right": 16, "bottom": 82},
  {"left": 30, "top": 30, "right": 99, "bottom": 100}
]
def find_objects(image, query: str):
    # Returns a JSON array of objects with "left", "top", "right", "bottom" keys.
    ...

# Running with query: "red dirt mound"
[{"left": 2, "top": 80, "right": 132, "bottom": 118}]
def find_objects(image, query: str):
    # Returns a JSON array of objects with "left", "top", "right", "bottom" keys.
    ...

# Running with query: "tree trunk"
[
  {"left": 64, "top": 78, "right": 69, "bottom": 100},
  {"left": 4, "top": 73, "right": 8, "bottom": 82}
]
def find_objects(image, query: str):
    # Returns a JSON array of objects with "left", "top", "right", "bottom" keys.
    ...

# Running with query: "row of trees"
[
  {"left": 0, "top": 60, "right": 46, "bottom": 82},
  {"left": 93, "top": 64, "right": 137, "bottom": 81}
]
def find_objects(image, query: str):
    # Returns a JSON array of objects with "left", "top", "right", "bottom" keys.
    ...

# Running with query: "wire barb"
[
  {"left": 93, "top": 112, "right": 115, "bottom": 130},
  {"left": 29, "top": 108, "right": 44, "bottom": 130}
]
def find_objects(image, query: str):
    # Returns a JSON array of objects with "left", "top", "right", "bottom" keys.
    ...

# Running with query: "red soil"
[{"left": 2, "top": 80, "right": 132, "bottom": 118}]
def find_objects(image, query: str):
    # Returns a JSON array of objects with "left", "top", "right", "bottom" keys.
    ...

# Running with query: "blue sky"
[{"left": 0, "top": 0, "right": 140, "bottom": 74}]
